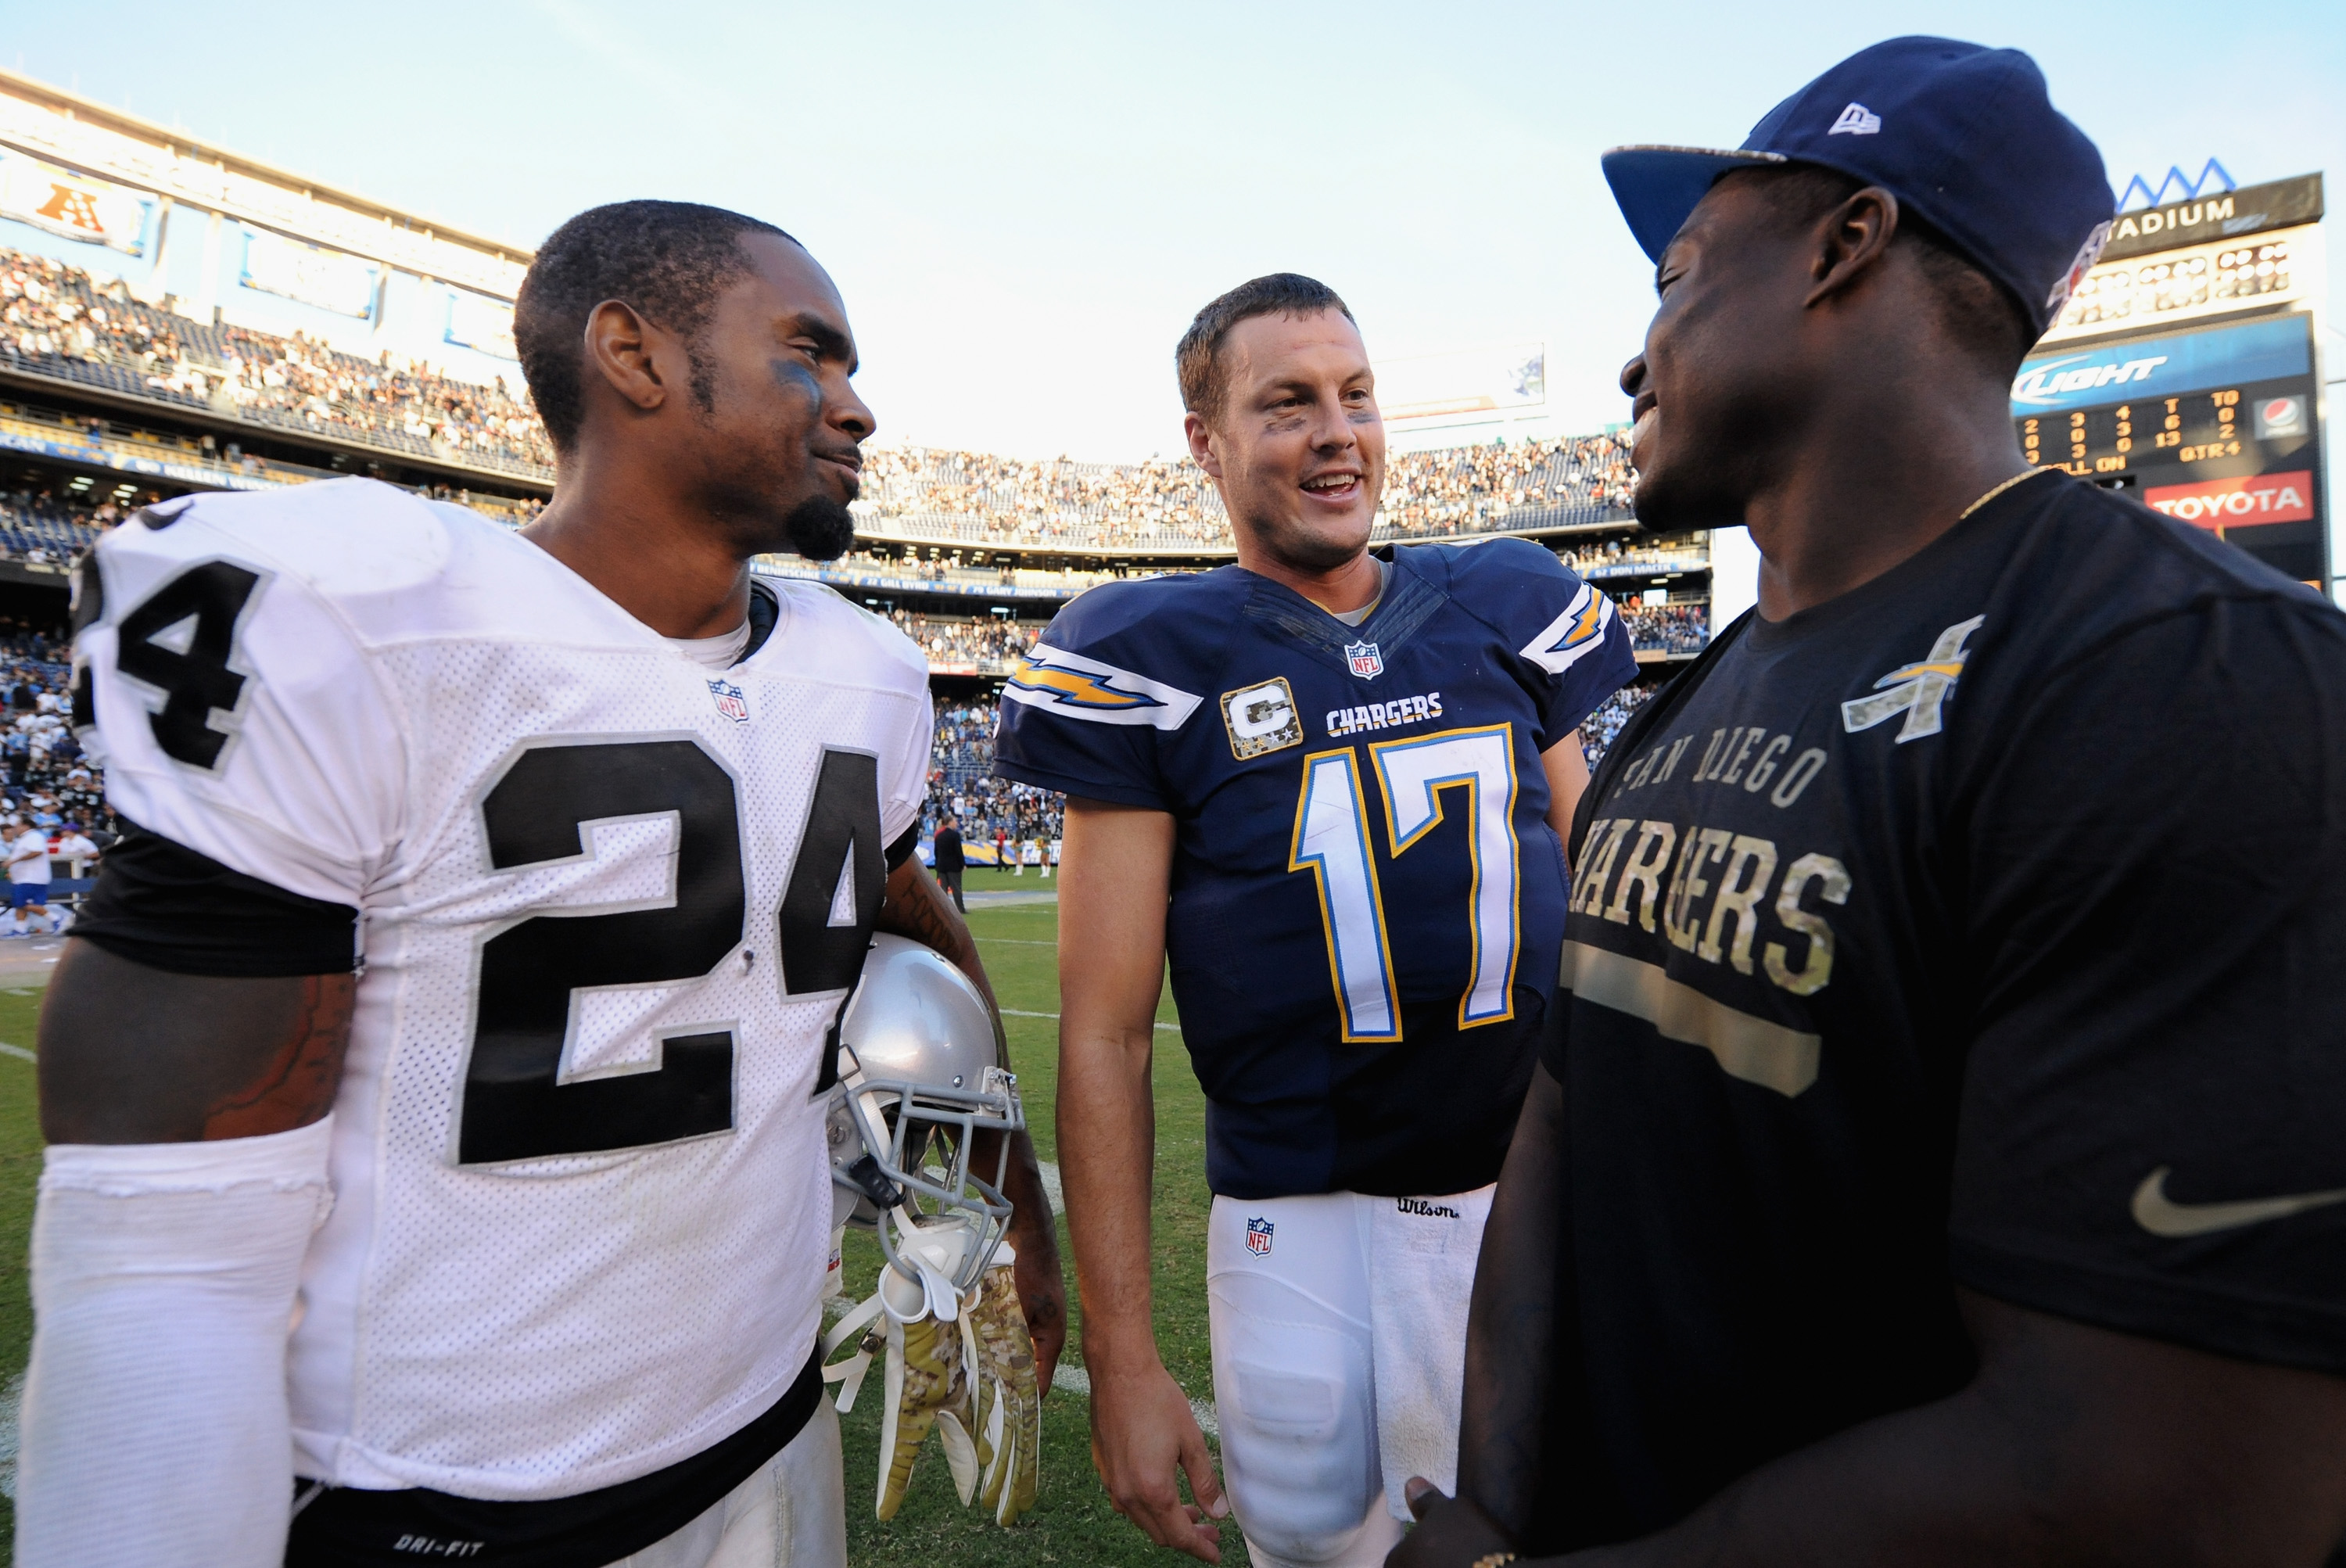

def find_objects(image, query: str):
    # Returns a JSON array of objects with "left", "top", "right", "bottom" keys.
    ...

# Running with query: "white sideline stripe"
[
  {"left": 1036, "top": 1160, "right": 1064, "bottom": 1215},
  {"left": 0, "top": 1042, "right": 31, "bottom": 1063},
  {"left": 1049, "top": 1362, "right": 1218, "bottom": 1439},
  {"left": 999, "top": 1006, "right": 1181, "bottom": 1035}
]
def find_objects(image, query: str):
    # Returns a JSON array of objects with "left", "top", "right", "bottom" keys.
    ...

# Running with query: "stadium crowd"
[
  {"left": 859, "top": 432, "right": 1636, "bottom": 547},
  {"left": 0, "top": 247, "right": 555, "bottom": 474},
  {"left": 922, "top": 697, "right": 1064, "bottom": 856},
  {"left": 0, "top": 619, "right": 120, "bottom": 927},
  {"left": 1620, "top": 601, "right": 1708, "bottom": 655},
  {"left": 888, "top": 610, "right": 1042, "bottom": 668},
  {"left": 915, "top": 680, "right": 1660, "bottom": 862},
  {"left": 1578, "top": 682, "right": 1659, "bottom": 769},
  {"left": 2, "top": 247, "right": 1667, "bottom": 561}
]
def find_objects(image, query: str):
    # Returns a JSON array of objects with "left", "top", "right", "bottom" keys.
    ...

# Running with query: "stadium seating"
[
  {"left": 0, "top": 245, "right": 1659, "bottom": 559},
  {"left": 1, "top": 249, "right": 554, "bottom": 475}
]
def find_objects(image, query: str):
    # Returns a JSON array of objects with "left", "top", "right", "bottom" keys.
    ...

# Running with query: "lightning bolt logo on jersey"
[{"left": 995, "top": 540, "right": 1636, "bottom": 1199}]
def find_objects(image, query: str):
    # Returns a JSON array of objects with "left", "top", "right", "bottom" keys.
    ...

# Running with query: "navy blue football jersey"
[{"left": 995, "top": 540, "right": 1637, "bottom": 1199}]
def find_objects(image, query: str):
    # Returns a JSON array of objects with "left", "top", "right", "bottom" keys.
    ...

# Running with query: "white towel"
[{"left": 1366, "top": 1183, "right": 1494, "bottom": 1520}]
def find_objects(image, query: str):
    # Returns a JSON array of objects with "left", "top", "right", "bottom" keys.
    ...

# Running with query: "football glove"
[{"left": 966, "top": 1245, "right": 1041, "bottom": 1526}]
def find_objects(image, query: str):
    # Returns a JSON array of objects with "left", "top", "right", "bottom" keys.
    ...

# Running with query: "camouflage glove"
[
  {"left": 871, "top": 1221, "right": 983, "bottom": 1521},
  {"left": 875, "top": 1299, "right": 971, "bottom": 1520},
  {"left": 967, "top": 1248, "right": 1041, "bottom": 1526}
]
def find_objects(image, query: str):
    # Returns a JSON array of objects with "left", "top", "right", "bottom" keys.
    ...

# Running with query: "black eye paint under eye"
[{"left": 771, "top": 357, "right": 822, "bottom": 399}]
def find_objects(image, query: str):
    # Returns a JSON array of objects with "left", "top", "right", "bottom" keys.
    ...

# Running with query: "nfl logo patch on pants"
[{"left": 1245, "top": 1217, "right": 1275, "bottom": 1255}]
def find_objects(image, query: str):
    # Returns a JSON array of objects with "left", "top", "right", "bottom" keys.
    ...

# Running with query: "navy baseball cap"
[{"left": 1602, "top": 37, "right": 2113, "bottom": 332}]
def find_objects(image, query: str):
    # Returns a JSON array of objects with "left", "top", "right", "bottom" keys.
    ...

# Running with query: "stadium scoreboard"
[{"left": 2012, "top": 174, "right": 2329, "bottom": 586}]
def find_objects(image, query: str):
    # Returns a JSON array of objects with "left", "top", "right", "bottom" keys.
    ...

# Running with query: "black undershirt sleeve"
[
  {"left": 885, "top": 822, "right": 920, "bottom": 873},
  {"left": 72, "top": 823, "right": 361, "bottom": 977}
]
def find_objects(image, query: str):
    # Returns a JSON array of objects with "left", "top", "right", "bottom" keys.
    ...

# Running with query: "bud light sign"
[{"left": 2012, "top": 314, "right": 2311, "bottom": 414}]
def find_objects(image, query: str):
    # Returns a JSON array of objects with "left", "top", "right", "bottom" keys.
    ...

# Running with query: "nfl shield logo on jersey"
[
  {"left": 1344, "top": 641, "right": 1383, "bottom": 679},
  {"left": 1245, "top": 1216, "right": 1275, "bottom": 1255},
  {"left": 707, "top": 678, "right": 750, "bottom": 724}
]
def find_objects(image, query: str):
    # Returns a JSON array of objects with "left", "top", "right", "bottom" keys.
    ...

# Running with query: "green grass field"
[{"left": 0, "top": 870, "right": 1239, "bottom": 1563}]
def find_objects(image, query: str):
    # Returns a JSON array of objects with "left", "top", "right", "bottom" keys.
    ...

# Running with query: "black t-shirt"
[{"left": 1537, "top": 471, "right": 2346, "bottom": 1548}]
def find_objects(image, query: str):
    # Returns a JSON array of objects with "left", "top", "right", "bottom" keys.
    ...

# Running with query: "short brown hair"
[{"left": 1175, "top": 273, "right": 1354, "bottom": 421}]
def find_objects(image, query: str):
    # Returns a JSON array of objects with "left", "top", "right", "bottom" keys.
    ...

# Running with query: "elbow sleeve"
[{"left": 19, "top": 1118, "right": 334, "bottom": 1568}]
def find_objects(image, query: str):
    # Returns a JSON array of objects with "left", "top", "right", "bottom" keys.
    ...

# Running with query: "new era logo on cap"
[{"left": 1829, "top": 102, "right": 1882, "bottom": 135}]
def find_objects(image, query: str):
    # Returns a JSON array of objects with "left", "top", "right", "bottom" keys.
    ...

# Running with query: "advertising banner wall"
[
  {"left": 443, "top": 287, "right": 518, "bottom": 360},
  {"left": 0, "top": 149, "right": 151, "bottom": 255},
  {"left": 239, "top": 227, "right": 379, "bottom": 318},
  {"left": 2011, "top": 314, "right": 2312, "bottom": 414},
  {"left": 0, "top": 76, "right": 526, "bottom": 299}
]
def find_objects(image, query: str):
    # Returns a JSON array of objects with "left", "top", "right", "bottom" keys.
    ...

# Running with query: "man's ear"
[
  {"left": 579, "top": 299, "right": 672, "bottom": 417},
  {"left": 1183, "top": 411, "right": 1222, "bottom": 480},
  {"left": 1804, "top": 186, "right": 1901, "bottom": 310}
]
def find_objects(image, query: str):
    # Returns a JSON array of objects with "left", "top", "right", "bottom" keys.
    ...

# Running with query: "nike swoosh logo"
[{"left": 2130, "top": 1166, "right": 2346, "bottom": 1238}]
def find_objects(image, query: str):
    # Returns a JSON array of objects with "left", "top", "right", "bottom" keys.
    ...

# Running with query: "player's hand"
[
  {"left": 1088, "top": 1357, "right": 1228, "bottom": 1563},
  {"left": 1384, "top": 1477, "right": 1515, "bottom": 1567}
]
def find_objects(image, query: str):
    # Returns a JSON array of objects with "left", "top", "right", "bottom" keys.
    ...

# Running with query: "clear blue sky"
[{"left": 13, "top": 2, "right": 2343, "bottom": 461}]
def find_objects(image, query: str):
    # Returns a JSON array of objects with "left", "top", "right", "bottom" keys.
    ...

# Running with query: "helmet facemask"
[
  {"left": 825, "top": 934, "right": 1026, "bottom": 1316},
  {"left": 834, "top": 1058, "right": 1023, "bottom": 1315}
]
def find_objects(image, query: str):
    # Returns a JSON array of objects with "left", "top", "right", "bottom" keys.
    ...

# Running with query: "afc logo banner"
[
  {"left": 707, "top": 678, "right": 750, "bottom": 724},
  {"left": 1222, "top": 676, "right": 1303, "bottom": 759},
  {"left": 1246, "top": 1216, "right": 1275, "bottom": 1255}
]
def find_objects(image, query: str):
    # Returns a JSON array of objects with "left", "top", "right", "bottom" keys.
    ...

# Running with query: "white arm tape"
[{"left": 19, "top": 1117, "right": 335, "bottom": 1568}]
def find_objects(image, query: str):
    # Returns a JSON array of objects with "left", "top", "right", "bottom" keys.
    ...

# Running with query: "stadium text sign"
[
  {"left": 2142, "top": 470, "right": 2315, "bottom": 528},
  {"left": 2097, "top": 174, "right": 2324, "bottom": 263}
]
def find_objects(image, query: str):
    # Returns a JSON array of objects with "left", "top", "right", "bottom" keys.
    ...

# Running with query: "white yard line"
[{"left": 0, "top": 1042, "right": 32, "bottom": 1063}]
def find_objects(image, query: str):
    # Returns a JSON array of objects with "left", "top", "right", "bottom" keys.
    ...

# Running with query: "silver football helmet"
[{"left": 827, "top": 934, "right": 1024, "bottom": 1312}]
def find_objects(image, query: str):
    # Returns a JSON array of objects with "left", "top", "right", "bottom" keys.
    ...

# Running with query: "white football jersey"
[{"left": 73, "top": 479, "right": 932, "bottom": 1501}]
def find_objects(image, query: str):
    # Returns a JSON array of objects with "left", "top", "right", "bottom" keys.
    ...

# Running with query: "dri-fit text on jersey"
[
  {"left": 1575, "top": 722, "right": 1847, "bottom": 998},
  {"left": 1327, "top": 691, "right": 1442, "bottom": 737}
]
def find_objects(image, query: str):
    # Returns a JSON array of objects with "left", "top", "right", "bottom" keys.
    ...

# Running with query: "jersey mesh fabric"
[{"left": 74, "top": 482, "right": 933, "bottom": 1502}]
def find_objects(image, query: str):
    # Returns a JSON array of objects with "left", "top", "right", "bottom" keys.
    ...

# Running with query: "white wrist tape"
[{"left": 19, "top": 1117, "right": 335, "bottom": 1568}]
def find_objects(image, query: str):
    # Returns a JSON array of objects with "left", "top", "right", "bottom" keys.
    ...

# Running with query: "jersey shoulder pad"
[
  {"left": 1006, "top": 573, "right": 1235, "bottom": 730},
  {"left": 81, "top": 481, "right": 424, "bottom": 905},
  {"left": 761, "top": 574, "right": 928, "bottom": 691},
  {"left": 99, "top": 478, "right": 459, "bottom": 611},
  {"left": 1412, "top": 537, "right": 1618, "bottom": 676}
]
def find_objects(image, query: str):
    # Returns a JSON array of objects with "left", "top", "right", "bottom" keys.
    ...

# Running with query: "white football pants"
[
  {"left": 603, "top": 1400, "right": 845, "bottom": 1568},
  {"left": 1207, "top": 1186, "right": 1493, "bottom": 1568}
]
